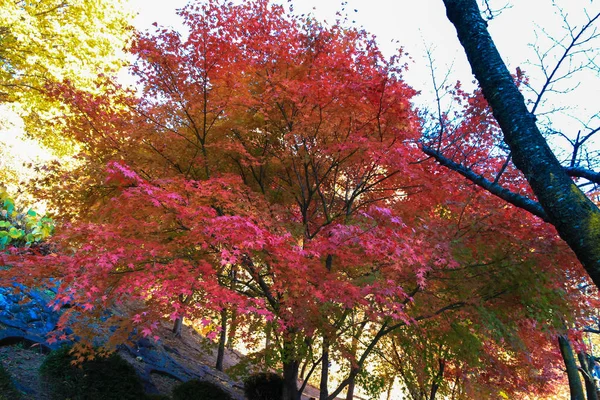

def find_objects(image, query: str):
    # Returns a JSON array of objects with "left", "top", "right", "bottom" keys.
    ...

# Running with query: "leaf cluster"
[{"left": 0, "top": 188, "right": 53, "bottom": 250}]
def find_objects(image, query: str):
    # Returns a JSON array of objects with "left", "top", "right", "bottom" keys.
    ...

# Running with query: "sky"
[
  {"left": 128, "top": 1, "right": 597, "bottom": 102},
  {"left": 1, "top": 0, "right": 597, "bottom": 195},
  {"left": 128, "top": 0, "right": 600, "bottom": 158}
]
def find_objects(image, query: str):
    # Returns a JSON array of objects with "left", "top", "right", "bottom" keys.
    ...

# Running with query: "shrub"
[
  {"left": 243, "top": 372, "right": 284, "bottom": 400},
  {"left": 0, "top": 363, "right": 21, "bottom": 400},
  {"left": 172, "top": 379, "right": 232, "bottom": 400},
  {"left": 40, "top": 346, "right": 146, "bottom": 400},
  {"left": 0, "top": 188, "right": 53, "bottom": 250}
]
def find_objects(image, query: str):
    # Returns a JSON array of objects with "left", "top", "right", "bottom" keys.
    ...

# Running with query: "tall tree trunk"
[
  {"left": 172, "top": 317, "right": 183, "bottom": 337},
  {"left": 282, "top": 337, "right": 300, "bottom": 400},
  {"left": 386, "top": 377, "right": 394, "bottom": 400},
  {"left": 343, "top": 365, "right": 361, "bottom": 399},
  {"left": 265, "top": 322, "right": 272, "bottom": 366},
  {"left": 344, "top": 371, "right": 357, "bottom": 400},
  {"left": 344, "top": 321, "right": 365, "bottom": 400},
  {"left": 441, "top": 0, "right": 600, "bottom": 289},
  {"left": 558, "top": 335, "right": 585, "bottom": 400},
  {"left": 320, "top": 337, "right": 330, "bottom": 400},
  {"left": 283, "top": 359, "right": 301, "bottom": 400},
  {"left": 216, "top": 308, "right": 227, "bottom": 371},
  {"left": 577, "top": 351, "right": 599, "bottom": 400},
  {"left": 429, "top": 359, "right": 445, "bottom": 400},
  {"left": 226, "top": 308, "right": 237, "bottom": 349}
]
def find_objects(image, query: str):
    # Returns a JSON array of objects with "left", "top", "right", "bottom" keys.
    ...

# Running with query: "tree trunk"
[
  {"left": 226, "top": 308, "right": 237, "bottom": 349},
  {"left": 283, "top": 359, "right": 301, "bottom": 400},
  {"left": 441, "top": 0, "right": 600, "bottom": 289},
  {"left": 345, "top": 374, "right": 356, "bottom": 400},
  {"left": 319, "top": 337, "right": 330, "bottom": 400},
  {"left": 216, "top": 308, "right": 227, "bottom": 371},
  {"left": 172, "top": 317, "right": 183, "bottom": 337},
  {"left": 386, "top": 378, "right": 394, "bottom": 400},
  {"left": 282, "top": 337, "right": 300, "bottom": 400},
  {"left": 429, "top": 358, "right": 445, "bottom": 400},
  {"left": 265, "top": 322, "right": 272, "bottom": 366},
  {"left": 558, "top": 335, "right": 585, "bottom": 400},
  {"left": 577, "top": 351, "right": 599, "bottom": 400}
]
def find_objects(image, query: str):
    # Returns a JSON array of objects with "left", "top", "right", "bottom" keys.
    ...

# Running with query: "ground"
[{"left": 0, "top": 321, "right": 331, "bottom": 399}]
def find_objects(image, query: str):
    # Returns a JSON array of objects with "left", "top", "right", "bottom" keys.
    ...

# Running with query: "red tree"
[{"left": 10, "top": 1, "right": 595, "bottom": 399}]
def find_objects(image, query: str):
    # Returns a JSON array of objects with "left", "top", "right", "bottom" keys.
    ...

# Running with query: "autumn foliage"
[{"left": 4, "top": 1, "right": 597, "bottom": 399}]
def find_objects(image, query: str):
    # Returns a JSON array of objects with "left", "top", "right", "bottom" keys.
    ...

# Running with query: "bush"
[
  {"left": 243, "top": 372, "right": 284, "bottom": 400},
  {"left": 0, "top": 363, "right": 21, "bottom": 400},
  {"left": 0, "top": 188, "right": 53, "bottom": 251},
  {"left": 40, "top": 346, "right": 146, "bottom": 400},
  {"left": 172, "top": 379, "right": 232, "bottom": 400}
]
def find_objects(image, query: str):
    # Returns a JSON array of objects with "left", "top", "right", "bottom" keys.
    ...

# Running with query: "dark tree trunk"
[
  {"left": 558, "top": 335, "right": 585, "bottom": 400},
  {"left": 319, "top": 337, "right": 330, "bottom": 400},
  {"left": 441, "top": 0, "right": 600, "bottom": 289},
  {"left": 226, "top": 308, "right": 237, "bottom": 349},
  {"left": 282, "top": 337, "right": 301, "bottom": 400},
  {"left": 429, "top": 359, "right": 445, "bottom": 400},
  {"left": 283, "top": 359, "right": 301, "bottom": 400},
  {"left": 577, "top": 351, "right": 599, "bottom": 400},
  {"left": 172, "top": 317, "right": 183, "bottom": 337},
  {"left": 216, "top": 308, "right": 227, "bottom": 371},
  {"left": 345, "top": 375, "right": 356, "bottom": 400}
]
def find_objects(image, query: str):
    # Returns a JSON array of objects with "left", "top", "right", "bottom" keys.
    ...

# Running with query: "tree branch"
[{"left": 422, "top": 145, "right": 549, "bottom": 221}]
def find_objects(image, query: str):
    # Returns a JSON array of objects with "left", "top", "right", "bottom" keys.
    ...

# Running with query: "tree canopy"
[
  {"left": 2, "top": 1, "right": 599, "bottom": 399},
  {"left": 0, "top": 0, "right": 132, "bottom": 153}
]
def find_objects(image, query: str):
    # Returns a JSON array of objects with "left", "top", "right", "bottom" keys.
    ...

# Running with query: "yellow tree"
[{"left": 0, "top": 0, "right": 132, "bottom": 154}]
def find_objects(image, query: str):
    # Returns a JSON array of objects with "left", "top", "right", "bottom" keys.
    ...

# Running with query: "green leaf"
[
  {"left": 27, "top": 209, "right": 37, "bottom": 217},
  {"left": 0, "top": 221, "right": 10, "bottom": 228},
  {"left": 8, "top": 227, "right": 22, "bottom": 239}
]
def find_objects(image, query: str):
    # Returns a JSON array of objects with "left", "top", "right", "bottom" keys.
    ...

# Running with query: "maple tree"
[
  {"left": 0, "top": 0, "right": 132, "bottom": 153},
  {"left": 6, "top": 1, "right": 598, "bottom": 399},
  {"left": 422, "top": 0, "right": 600, "bottom": 291}
]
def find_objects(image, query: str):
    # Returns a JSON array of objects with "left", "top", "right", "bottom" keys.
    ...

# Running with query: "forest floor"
[{"left": 0, "top": 321, "right": 329, "bottom": 399}]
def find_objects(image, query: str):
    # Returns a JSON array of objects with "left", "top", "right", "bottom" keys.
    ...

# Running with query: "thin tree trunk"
[
  {"left": 558, "top": 335, "right": 585, "bottom": 400},
  {"left": 226, "top": 308, "right": 237, "bottom": 349},
  {"left": 577, "top": 351, "right": 598, "bottom": 400},
  {"left": 344, "top": 371, "right": 357, "bottom": 400},
  {"left": 265, "top": 322, "right": 272, "bottom": 366},
  {"left": 386, "top": 377, "right": 394, "bottom": 400},
  {"left": 319, "top": 337, "right": 330, "bottom": 400},
  {"left": 172, "top": 317, "right": 183, "bottom": 337},
  {"left": 429, "top": 359, "right": 445, "bottom": 400},
  {"left": 441, "top": 0, "right": 600, "bottom": 289},
  {"left": 216, "top": 308, "right": 227, "bottom": 371}
]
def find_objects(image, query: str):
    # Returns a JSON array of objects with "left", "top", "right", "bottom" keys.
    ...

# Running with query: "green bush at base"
[
  {"left": 0, "top": 363, "right": 21, "bottom": 400},
  {"left": 243, "top": 372, "right": 284, "bottom": 400},
  {"left": 172, "top": 379, "right": 232, "bottom": 400},
  {"left": 40, "top": 346, "right": 146, "bottom": 400}
]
